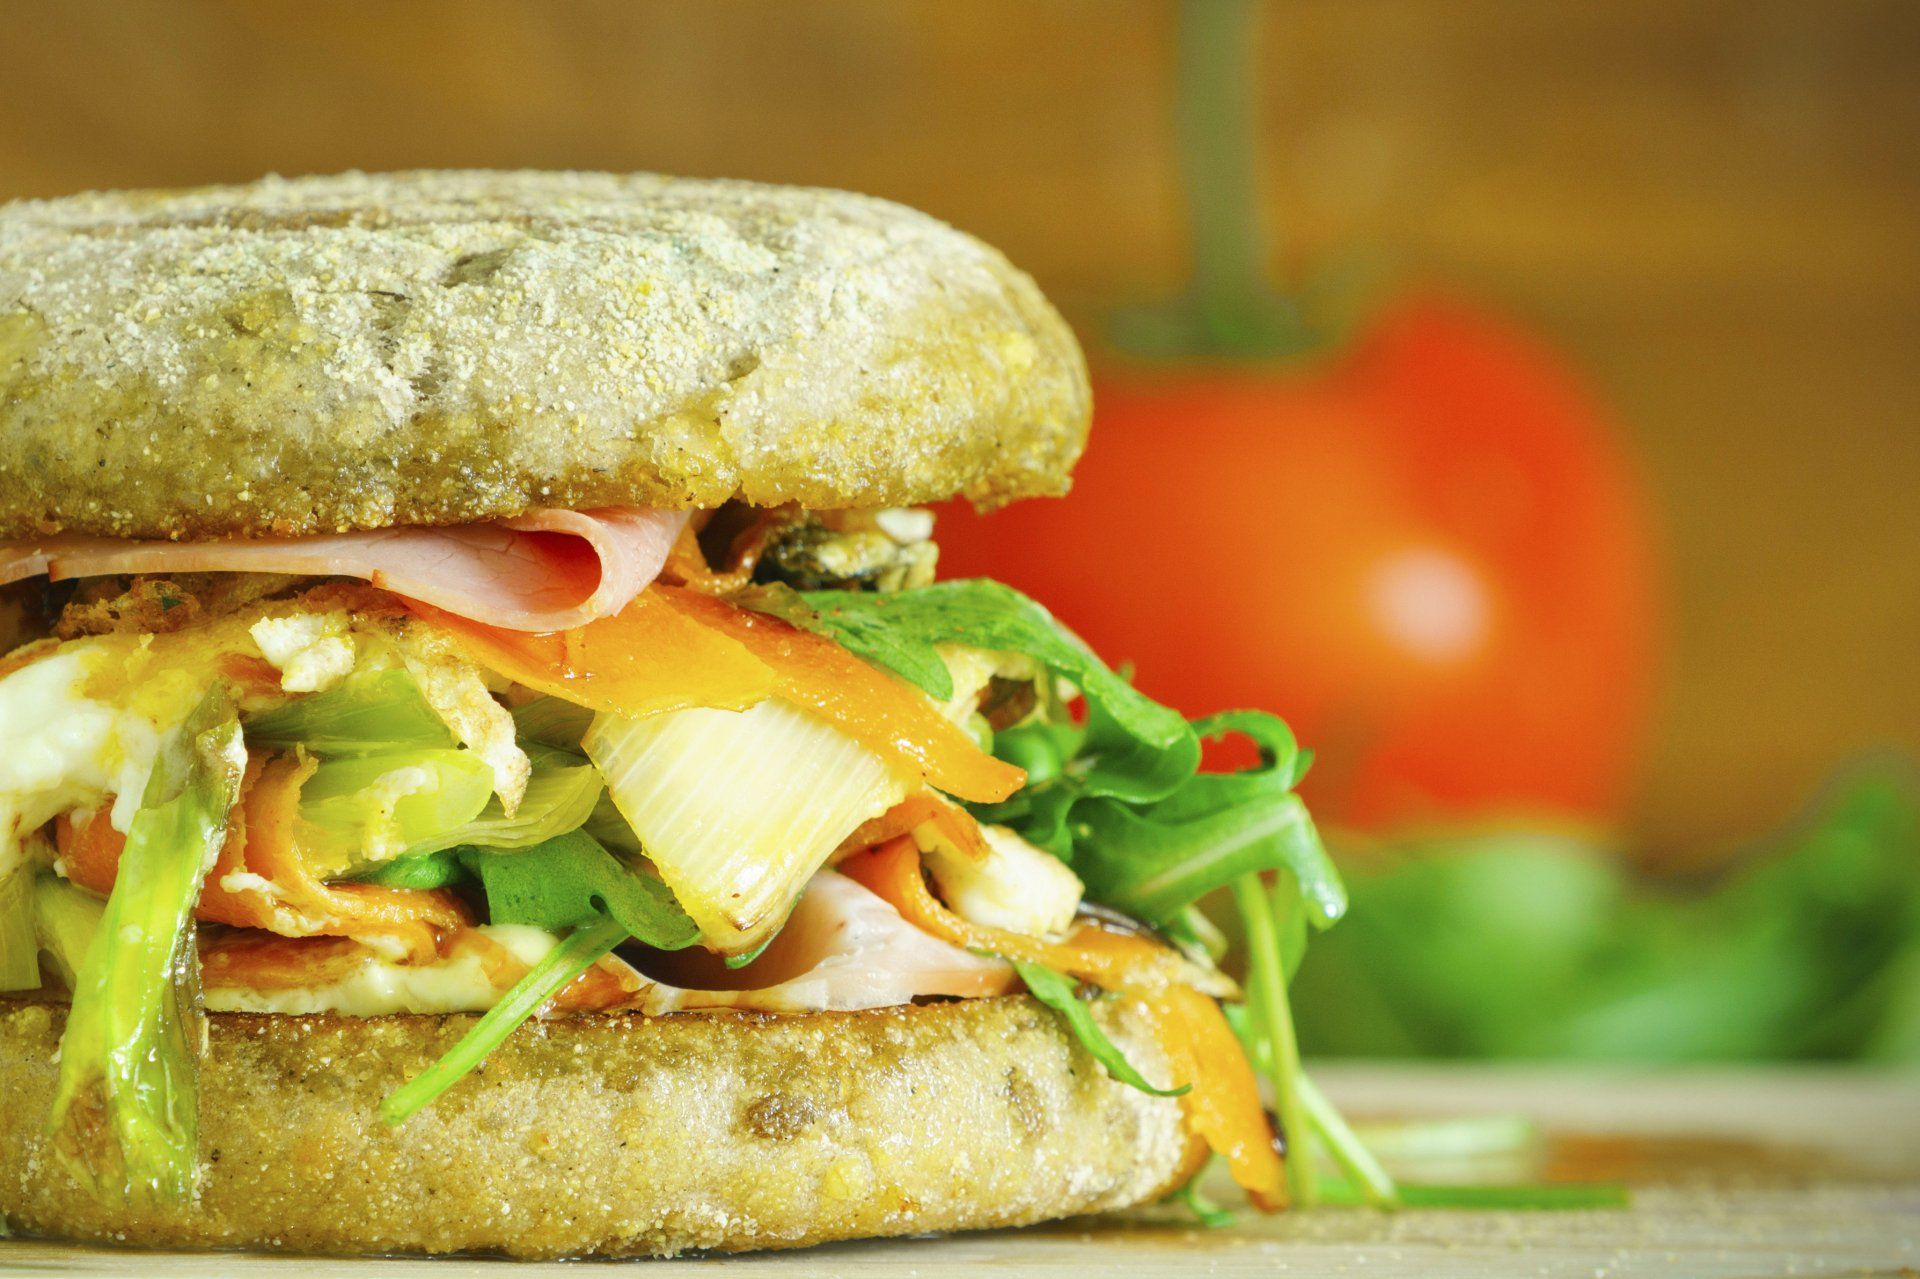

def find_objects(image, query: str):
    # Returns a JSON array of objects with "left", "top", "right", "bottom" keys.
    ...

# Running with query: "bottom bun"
[{"left": 0, "top": 995, "right": 1203, "bottom": 1258}]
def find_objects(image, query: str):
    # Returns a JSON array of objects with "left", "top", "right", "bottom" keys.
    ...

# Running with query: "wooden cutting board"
[{"left": 3, "top": 1064, "right": 1915, "bottom": 1277}]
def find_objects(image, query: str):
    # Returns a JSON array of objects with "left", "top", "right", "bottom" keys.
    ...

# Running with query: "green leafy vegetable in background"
[
  {"left": 1315, "top": 1178, "right": 1629, "bottom": 1211},
  {"left": 1291, "top": 766, "right": 1920, "bottom": 1062},
  {"left": 1014, "top": 959, "right": 1189, "bottom": 1097},
  {"left": 47, "top": 686, "right": 245, "bottom": 1203}
]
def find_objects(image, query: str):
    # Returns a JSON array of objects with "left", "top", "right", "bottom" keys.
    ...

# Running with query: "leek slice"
[
  {"left": 47, "top": 686, "right": 245, "bottom": 1204},
  {"left": 0, "top": 867, "right": 36, "bottom": 990},
  {"left": 511, "top": 696, "right": 595, "bottom": 751},
  {"left": 244, "top": 669, "right": 454, "bottom": 755},
  {"left": 583, "top": 791, "right": 643, "bottom": 857},
  {"left": 33, "top": 875, "right": 104, "bottom": 989},
  {"left": 298, "top": 749, "right": 495, "bottom": 871},
  {"left": 585, "top": 699, "right": 908, "bottom": 955},
  {"left": 398, "top": 745, "right": 603, "bottom": 859}
]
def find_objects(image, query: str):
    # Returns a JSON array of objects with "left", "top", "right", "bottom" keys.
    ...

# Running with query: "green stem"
[
  {"left": 1174, "top": 0, "right": 1312, "bottom": 355},
  {"left": 1351, "top": 1113, "right": 1540, "bottom": 1161},
  {"left": 1299, "top": 1072, "right": 1400, "bottom": 1208},
  {"left": 381, "top": 914, "right": 627, "bottom": 1124},
  {"left": 1317, "top": 1178, "right": 1629, "bottom": 1211},
  {"left": 1233, "top": 873, "right": 1316, "bottom": 1206}
]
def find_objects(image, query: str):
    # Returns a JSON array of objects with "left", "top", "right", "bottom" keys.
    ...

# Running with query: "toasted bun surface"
[
  {"left": 0, "top": 171, "right": 1090, "bottom": 540},
  {"left": 0, "top": 996, "right": 1201, "bottom": 1258}
]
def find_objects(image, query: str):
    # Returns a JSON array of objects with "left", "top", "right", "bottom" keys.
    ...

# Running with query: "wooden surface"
[
  {"left": 1, "top": 1064, "right": 1914, "bottom": 1276},
  {"left": 0, "top": 2, "right": 1915, "bottom": 854}
]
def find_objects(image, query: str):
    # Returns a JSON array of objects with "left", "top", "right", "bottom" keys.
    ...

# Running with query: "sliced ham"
[
  {"left": 631, "top": 870, "right": 1016, "bottom": 1014},
  {"left": 0, "top": 507, "right": 687, "bottom": 632},
  {"left": 198, "top": 870, "right": 1015, "bottom": 1018}
]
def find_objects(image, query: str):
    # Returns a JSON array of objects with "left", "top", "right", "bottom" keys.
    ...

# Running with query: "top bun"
[{"left": 0, "top": 171, "right": 1089, "bottom": 540}]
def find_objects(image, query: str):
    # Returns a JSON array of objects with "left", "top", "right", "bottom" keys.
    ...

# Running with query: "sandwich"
[{"left": 0, "top": 171, "right": 1351, "bottom": 1258}]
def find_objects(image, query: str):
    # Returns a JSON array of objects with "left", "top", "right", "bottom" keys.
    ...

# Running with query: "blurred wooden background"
[{"left": 0, "top": 0, "right": 1914, "bottom": 855}]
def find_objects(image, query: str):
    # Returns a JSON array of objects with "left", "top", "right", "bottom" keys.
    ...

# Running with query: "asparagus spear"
[{"left": 46, "top": 686, "right": 245, "bottom": 1203}]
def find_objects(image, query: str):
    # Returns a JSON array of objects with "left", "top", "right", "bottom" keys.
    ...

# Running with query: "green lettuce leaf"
[{"left": 47, "top": 686, "right": 245, "bottom": 1203}]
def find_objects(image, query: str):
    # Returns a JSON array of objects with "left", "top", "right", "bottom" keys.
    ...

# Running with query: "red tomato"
[{"left": 934, "top": 295, "right": 1662, "bottom": 831}]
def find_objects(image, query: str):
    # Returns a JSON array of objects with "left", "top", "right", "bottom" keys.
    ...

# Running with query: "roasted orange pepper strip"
[
  {"left": 411, "top": 589, "right": 776, "bottom": 720},
  {"left": 660, "top": 587, "right": 1025, "bottom": 804},
  {"left": 842, "top": 837, "right": 1285, "bottom": 1209},
  {"left": 418, "top": 585, "right": 1023, "bottom": 804},
  {"left": 658, "top": 511, "right": 801, "bottom": 594},
  {"left": 835, "top": 792, "right": 991, "bottom": 863},
  {"left": 58, "top": 753, "right": 467, "bottom": 963}
]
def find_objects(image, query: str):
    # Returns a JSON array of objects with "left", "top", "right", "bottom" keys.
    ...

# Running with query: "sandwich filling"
[{"left": 0, "top": 505, "right": 1354, "bottom": 1213}]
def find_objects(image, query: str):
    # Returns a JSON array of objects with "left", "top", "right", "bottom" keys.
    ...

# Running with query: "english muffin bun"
[
  {"left": 0, "top": 996, "right": 1202, "bottom": 1259},
  {"left": 0, "top": 171, "right": 1090, "bottom": 540}
]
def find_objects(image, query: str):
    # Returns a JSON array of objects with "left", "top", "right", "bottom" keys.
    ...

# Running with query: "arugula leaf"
[
  {"left": 354, "top": 850, "right": 467, "bottom": 890},
  {"left": 1014, "top": 960, "right": 1189, "bottom": 1097},
  {"left": 1004, "top": 708, "right": 1344, "bottom": 929},
  {"left": 1075, "top": 791, "right": 1336, "bottom": 927},
  {"left": 458, "top": 829, "right": 698, "bottom": 949},
  {"left": 382, "top": 914, "right": 628, "bottom": 1124},
  {"left": 735, "top": 583, "right": 957, "bottom": 699},
  {"left": 47, "top": 686, "right": 245, "bottom": 1203},
  {"left": 776, "top": 579, "right": 1192, "bottom": 760},
  {"left": 1298, "top": 1071, "right": 1399, "bottom": 1208},
  {"left": 383, "top": 832, "right": 705, "bottom": 1121},
  {"left": 1234, "top": 873, "right": 1320, "bottom": 1206},
  {"left": 1168, "top": 1176, "right": 1238, "bottom": 1228}
]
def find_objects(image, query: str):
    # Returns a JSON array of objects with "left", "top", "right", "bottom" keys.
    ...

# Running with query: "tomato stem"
[{"left": 1112, "top": 0, "right": 1323, "bottom": 361}]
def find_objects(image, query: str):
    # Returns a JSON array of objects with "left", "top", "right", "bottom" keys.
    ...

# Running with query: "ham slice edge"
[
  {"left": 632, "top": 870, "right": 1017, "bottom": 1015},
  {"left": 0, "top": 507, "right": 688, "bottom": 632}
]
